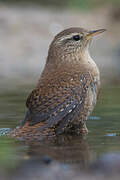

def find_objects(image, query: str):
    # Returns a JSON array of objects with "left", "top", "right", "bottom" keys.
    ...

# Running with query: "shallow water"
[{"left": 0, "top": 83, "right": 120, "bottom": 178}]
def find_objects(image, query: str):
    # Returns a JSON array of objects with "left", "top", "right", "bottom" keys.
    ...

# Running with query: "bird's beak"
[{"left": 86, "top": 29, "right": 106, "bottom": 40}]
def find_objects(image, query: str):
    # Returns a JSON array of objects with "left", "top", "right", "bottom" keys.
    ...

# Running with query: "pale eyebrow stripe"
[{"left": 58, "top": 33, "right": 80, "bottom": 41}]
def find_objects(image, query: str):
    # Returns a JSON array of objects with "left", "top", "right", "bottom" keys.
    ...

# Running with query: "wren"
[{"left": 11, "top": 27, "right": 106, "bottom": 140}]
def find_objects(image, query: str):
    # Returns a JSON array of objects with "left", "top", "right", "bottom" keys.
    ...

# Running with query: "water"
[{"left": 0, "top": 82, "right": 120, "bottom": 179}]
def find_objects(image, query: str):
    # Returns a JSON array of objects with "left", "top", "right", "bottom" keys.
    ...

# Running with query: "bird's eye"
[{"left": 73, "top": 35, "right": 83, "bottom": 41}]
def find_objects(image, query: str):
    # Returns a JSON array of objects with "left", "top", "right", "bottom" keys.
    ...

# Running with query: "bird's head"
[
  {"left": 47, "top": 27, "right": 106, "bottom": 64},
  {"left": 49, "top": 27, "right": 106, "bottom": 53}
]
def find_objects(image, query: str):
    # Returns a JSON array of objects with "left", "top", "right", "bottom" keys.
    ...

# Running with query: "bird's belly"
[{"left": 87, "top": 79, "right": 99, "bottom": 113}]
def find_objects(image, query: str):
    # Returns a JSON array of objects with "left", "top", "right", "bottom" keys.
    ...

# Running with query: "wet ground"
[
  {"left": 0, "top": 83, "right": 120, "bottom": 179},
  {"left": 0, "top": 4, "right": 120, "bottom": 180}
]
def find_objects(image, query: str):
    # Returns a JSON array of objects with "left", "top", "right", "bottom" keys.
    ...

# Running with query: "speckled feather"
[
  {"left": 28, "top": 74, "right": 90, "bottom": 130},
  {"left": 14, "top": 70, "right": 98, "bottom": 138},
  {"left": 11, "top": 27, "right": 101, "bottom": 140}
]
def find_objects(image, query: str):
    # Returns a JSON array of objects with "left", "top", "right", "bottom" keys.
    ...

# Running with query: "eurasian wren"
[{"left": 12, "top": 27, "right": 106, "bottom": 140}]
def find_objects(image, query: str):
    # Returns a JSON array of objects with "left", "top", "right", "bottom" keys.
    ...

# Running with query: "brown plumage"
[{"left": 11, "top": 27, "right": 106, "bottom": 140}]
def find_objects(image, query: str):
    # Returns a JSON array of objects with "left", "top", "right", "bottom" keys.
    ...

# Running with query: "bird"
[{"left": 11, "top": 27, "right": 106, "bottom": 140}]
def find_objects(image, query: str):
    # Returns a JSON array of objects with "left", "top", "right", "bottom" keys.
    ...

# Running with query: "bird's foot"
[
  {"left": 80, "top": 124, "right": 88, "bottom": 134},
  {"left": 66, "top": 123, "right": 88, "bottom": 135}
]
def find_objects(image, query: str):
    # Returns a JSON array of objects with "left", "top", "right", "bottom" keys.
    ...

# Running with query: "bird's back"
[{"left": 12, "top": 64, "right": 99, "bottom": 140}]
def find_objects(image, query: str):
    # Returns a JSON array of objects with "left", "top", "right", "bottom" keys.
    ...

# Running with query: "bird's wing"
[{"left": 22, "top": 73, "right": 93, "bottom": 132}]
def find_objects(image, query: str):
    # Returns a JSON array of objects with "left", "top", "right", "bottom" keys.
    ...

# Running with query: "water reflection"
[
  {"left": 0, "top": 83, "right": 120, "bottom": 179},
  {"left": 26, "top": 135, "right": 95, "bottom": 167}
]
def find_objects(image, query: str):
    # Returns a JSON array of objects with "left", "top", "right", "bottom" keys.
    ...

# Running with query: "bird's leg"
[
  {"left": 66, "top": 122, "right": 88, "bottom": 135},
  {"left": 80, "top": 123, "right": 88, "bottom": 134}
]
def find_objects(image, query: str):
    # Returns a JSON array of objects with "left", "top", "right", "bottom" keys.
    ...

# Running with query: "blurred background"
[
  {"left": 0, "top": 1, "right": 120, "bottom": 179},
  {"left": 0, "top": 0, "right": 120, "bottom": 87}
]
